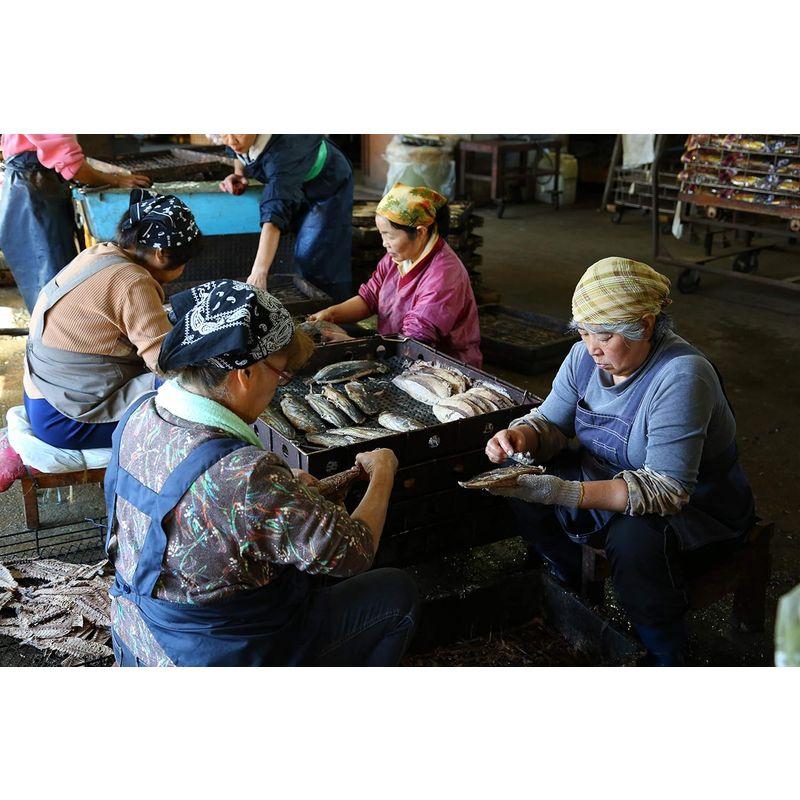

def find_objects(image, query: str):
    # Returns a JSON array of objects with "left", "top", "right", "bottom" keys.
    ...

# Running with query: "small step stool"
[
  {"left": 580, "top": 519, "right": 774, "bottom": 632},
  {"left": 19, "top": 468, "right": 107, "bottom": 530}
]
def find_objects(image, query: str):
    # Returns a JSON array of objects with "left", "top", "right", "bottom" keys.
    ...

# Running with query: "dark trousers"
[
  {"left": 113, "top": 567, "right": 419, "bottom": 668},
  {"left": 508, "top": 499, "right": 747, "bottom": 661},
  {"left": 305, "top": 568, "right": 419, "bottom": 666}
]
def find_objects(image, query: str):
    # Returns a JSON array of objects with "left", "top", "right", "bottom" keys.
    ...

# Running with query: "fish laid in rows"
[
  {"left": 458, "top": 464, "right": 545, "bottom": 490},
  {"left": 311, "top": 360, "right": 389, "bottom": 384},
  {"left": 317, "top": 465, "right": 363, "bottom": 504},
  {"left": 407, "top": 360, "right": 469, "bottom": 394},
  {"left": 328, "top": 426, "right": 390, "bottom": 441},
  {"left": 321, "top": 385, "right": 366, "bottom": 423},
  {"left": 432, "top": 384, "right": 518, "bottom": 423},
  {"left": 377, "top": 412, "right": 426, "bottom": 432},
  {"left": 280, "top": 395, "right": 326, "bottom": 434},
  {"left": 304, "top": 392, "right": 352, "bottom": 428},
  {"left": 344, "top": 380, "right": 382, "bottom": 415},
  {"left": 259, "top": 405, "right": 297, "bottom": 440},
  {"left": 392, "top": 372, "right": 452, "bottom": 405},
  {"left": 306, "top": 432, "right": 359, "bottom": 448}
]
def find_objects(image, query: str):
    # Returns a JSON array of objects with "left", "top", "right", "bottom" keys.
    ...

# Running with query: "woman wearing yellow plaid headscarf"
[
  {"left": 309, "top": 183, "right": 482, "bottom": 367},
  {"left": 483, "top": 256, "right": 754, "bottom": 666}
]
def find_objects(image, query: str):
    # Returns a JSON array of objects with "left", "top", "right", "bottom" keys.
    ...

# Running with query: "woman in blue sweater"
[{"left": 484, "top": 257, "right": 755, "bottom": 665}]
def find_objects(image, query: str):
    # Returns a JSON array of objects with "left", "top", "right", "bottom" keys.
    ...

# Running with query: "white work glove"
[{"left": 488, "top": 474, "right": 584, "bottom": 508}]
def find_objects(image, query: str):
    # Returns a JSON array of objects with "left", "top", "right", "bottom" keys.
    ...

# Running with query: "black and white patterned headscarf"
[
  {"left": 121, "top": 189, "right": 200, "bottom": 250},
  {"left": 158, "top": 280, "right": 295, "bottom": 372}
]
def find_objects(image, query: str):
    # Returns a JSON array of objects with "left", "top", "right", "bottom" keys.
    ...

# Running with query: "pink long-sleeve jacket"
[
  {"left": 358, "top": 238, "right": 482, "bottom": 367},
  {"left": 0, "top": 134, "right": 85, "bottom": 179}
]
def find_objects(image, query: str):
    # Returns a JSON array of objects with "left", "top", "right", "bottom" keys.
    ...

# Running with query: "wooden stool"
[
  {"left": 19, "top": 468, "right": 107, "bottom": 530},
  {"left": 458, "top": 138, "right": 562, "bottom": 217},
  {"left": 580, "top": 519, "right": 774, "bottom": 632}
]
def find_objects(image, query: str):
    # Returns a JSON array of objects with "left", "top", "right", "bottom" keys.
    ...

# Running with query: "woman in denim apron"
[
  {"left": 217, "top": 134, "right": 353, "bottom": 302},
  {"left": 485, "top": 257, "right": 754, "bottom": 666},
  {"left": 0, "top": 134, "right": 149, "bottom": 312}
]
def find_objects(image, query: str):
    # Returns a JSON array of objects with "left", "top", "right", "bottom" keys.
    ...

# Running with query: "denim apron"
[
  {"left": 105, "top": 393, "right": 314, "bottom": 666},
  {"left": 552, "top": 340, "right": 754, "bottom": 550},
  {"left": 0, "top": 151, "right": 77, "bottom": 312}
]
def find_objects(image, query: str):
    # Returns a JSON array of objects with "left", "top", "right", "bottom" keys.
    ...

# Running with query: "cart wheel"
[
  {"left": 678, "top": 269, "right": 701, "bottom": 294},
  {"left": 789, "top": 218, "right": 800, "bottom": 234},
  {"left": 733, "top": 253, "right": 759, "bottom": 273},
  {"left": 611, "top": 211, "right": 623, "bottom": 224},
  {"left": 496, "top": 200, "right": 506, "bottom": 219}
]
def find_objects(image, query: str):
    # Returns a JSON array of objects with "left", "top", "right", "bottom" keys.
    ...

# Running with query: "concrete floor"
[{"left": 1, "top": 189, "right": 798, "bottom": 664}]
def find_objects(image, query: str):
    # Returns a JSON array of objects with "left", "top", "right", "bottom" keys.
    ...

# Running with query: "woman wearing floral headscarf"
[
  {"left": 484, "top": 257, "right": 754, "bottom": 666},
  {"left": 22, "top": 189, "right": 203, "bottom": 450},
  {"left": 309, "top": 182, "right": 482, "bottom": 367},
  {"left": 105, "top": 280, "right": 418, "bottom": 667}
]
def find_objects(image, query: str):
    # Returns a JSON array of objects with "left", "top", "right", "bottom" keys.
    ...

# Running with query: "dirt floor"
[{"left": 1, "top": 186, "right": 798, "bottom": 666}]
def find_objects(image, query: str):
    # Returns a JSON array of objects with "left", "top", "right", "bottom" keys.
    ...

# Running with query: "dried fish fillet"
[
  {"left": 458, "top": 464, "right": 545, "bottom": 490},
  {"left": 378, "top": 412, "right": 426, "bottom": 432},
  {"left": 0, "top": 563, "right": 18, "bottom": 591}
]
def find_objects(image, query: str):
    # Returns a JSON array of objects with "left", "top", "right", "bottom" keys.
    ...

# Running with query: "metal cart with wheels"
[{"left": 651, "top": 134, "right": 800, "bottom": 295}]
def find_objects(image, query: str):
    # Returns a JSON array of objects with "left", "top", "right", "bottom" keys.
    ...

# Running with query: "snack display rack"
[{"left": 652, "top": 134, "right": 800, "bottom": 294}]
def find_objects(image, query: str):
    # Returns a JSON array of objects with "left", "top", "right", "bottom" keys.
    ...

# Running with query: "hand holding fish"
[
  {"left": 489, "top": 473, "right": 584, "bottom": 508},
  {"left": 485, "top": 427, "right": 533, "bottom": 464},
  {"left": 356, "top": 448, "right": 398, "bottom": 480}
]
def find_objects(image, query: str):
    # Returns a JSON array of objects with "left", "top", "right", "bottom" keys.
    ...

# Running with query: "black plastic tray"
[
  {"left": 254, "top": 335, "right": 539, "bottom": 478},
  {"left": 479, "top": 305, "right": 577, "bottom": 374}
]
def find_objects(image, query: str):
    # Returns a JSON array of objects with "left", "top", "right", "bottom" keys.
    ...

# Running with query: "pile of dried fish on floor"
[
  {"left": 0, "top": 558, "right": 113, "bottom": 666},
  {"left": 391, "top": 361, "right": 516, "bottom": 422}
]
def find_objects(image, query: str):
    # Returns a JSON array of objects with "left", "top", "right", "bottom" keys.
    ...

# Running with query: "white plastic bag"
[
  {"left": 383, "top": 135, "right": 457, "bottom": 199},
  {"left": 5, "top": 405, "right": 111, "bottom": 473}
]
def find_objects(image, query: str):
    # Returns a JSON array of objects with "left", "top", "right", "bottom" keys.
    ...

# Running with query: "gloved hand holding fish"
[{"left": 460, "top": 464, "right": 583, "bottom": 508}]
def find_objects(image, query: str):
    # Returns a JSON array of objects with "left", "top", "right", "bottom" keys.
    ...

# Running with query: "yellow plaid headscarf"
[
  {"left": 572, "top": 257, "right": 672, "bottom": 324},
  {"left": 376, "top": 183, "right": 447, "bottom": 228}
]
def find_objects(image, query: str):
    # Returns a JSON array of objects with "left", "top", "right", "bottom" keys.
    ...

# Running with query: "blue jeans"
[
  {"left": 112, "top": 568, "right": 419, "bottom": 667},
  {"left": 305, "top": 568, "right": 419, "bottom": 666}
]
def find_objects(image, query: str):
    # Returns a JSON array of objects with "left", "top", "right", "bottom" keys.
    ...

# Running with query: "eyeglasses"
[{"left": 264, "top": 360, "right": 294, "bottom": 386}]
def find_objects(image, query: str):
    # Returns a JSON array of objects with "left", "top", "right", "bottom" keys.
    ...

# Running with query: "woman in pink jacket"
[
  {"left": 309, "top": 182, "right": 482, "bottom": 367},
  {"left": 0, "top": 134, "right": 150, "bottom": 311}
]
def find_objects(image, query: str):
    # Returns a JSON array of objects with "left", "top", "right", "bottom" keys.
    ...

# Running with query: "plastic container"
[
  {"left": 775, "top": 583, "right": 800, "bottom": 666},
  {"left": 535, "top": 152, "right": 578, "bottom": 206},
  {"left": 383, "top": 135, "right": 458, "bottom": 199}
]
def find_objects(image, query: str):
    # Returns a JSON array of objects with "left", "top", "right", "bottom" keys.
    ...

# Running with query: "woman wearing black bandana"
[
  {"left": 217, "top": 134, "right": 353, "bottom": 302},
  {"left": 22, "top": 189, "right": 203, "bottom": 450}
]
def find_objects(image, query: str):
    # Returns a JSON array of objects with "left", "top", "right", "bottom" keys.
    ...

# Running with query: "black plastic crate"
[{"left": 478, "top": 305, "right": 577, "bottom": 374}]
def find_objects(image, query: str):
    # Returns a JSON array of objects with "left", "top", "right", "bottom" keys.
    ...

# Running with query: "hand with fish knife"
[
  {"left": 485, "top": 426, "right": 539, "bottom": 464},
  {"left": 349, "top": 448, "right": 398, "bottom": 550}
]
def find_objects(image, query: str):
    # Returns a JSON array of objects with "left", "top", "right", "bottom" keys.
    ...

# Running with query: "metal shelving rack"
[
  {"left": 652, "top": 134, "right": 800, "bottom": 294},
  {"left": 602, "top": 135, "right": 681, "bottom": 231}
]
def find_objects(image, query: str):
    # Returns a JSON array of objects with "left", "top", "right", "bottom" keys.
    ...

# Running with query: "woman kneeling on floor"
[
  {"left": 106, "top": 279, "right": 418, "bottom": 667},
  {"left": 23, "top": 189, "right": 202, "bottom": 450},
  {"left": 484, "top": 257, "right": 754, "bottom": 666}
]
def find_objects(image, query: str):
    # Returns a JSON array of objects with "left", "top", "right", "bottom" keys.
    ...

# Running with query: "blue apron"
[
  {"left": 244, "top": 137, "right": 353, "bottom": 297},
  {"left": 0, "top": 151, "right": 77, "bottom": 312},
  {"left": 551, "top": 340, "right": 754, "bottom": 550},
  {"left": 104, "top": 393, "right": 314, "bottom": 666}
]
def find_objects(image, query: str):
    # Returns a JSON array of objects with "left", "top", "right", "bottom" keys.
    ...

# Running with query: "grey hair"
[
  {"left": 169, "top": 363, "right": 231, "bottom": 400},
  {"left": 569, "top": 313, "right": 673, "bottom": 341}
]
